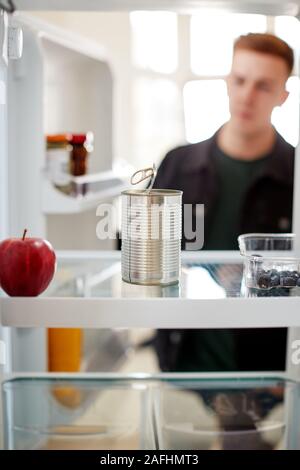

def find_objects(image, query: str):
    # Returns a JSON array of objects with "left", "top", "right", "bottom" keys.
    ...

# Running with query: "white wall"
[{"left": 30, "top": 11, "right": 133, "bottom": 167}]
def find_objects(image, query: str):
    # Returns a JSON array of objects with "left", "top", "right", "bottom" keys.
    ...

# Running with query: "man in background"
[{"left": 153, "top": 33, "right": 295, "bottom": 372}]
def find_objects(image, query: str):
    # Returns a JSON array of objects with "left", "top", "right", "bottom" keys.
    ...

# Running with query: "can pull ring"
[{"left": 130, "top": 164, "right": 157, "bottom": 190}]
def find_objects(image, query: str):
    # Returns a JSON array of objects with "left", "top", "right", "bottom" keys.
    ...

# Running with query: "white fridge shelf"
[{"left": 1, "top": 250, "right": 300, "bottom": 329}]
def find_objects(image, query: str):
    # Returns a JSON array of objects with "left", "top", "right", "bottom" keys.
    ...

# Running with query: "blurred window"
[
  {"left": 130, "top": 11, "right": 178, "bottom": 74},
  {"left": 130, "top": 12, "right": 299, "bottom": 163},
  {"left": 190, "top": 13, "right": 267, "bottom": 76}
]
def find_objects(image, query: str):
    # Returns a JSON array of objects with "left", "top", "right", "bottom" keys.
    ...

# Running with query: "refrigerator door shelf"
[{"left": 43, "top": 172, "right": 127, "bottom": 214}]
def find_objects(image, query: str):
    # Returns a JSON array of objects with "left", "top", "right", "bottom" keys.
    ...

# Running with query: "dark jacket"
[{"left": 153, "top": 128, "right": 295, "bottom": 372}]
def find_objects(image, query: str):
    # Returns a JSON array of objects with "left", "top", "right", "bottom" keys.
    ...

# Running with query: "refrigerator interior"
[{"left": 2, "top": 0, "right": 300, "bottom": 450}]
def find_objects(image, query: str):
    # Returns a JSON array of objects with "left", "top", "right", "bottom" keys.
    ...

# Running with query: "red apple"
[{"left": 0, "top": 229, "right": 56, "bottom": 296}]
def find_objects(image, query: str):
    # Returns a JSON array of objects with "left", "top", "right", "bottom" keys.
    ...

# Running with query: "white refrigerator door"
[
  {"left": 0, "top": 10, "right": 8, "bottom": 241},
  {"left": 0, "top": 9, "right": 9, "bottom": 451}
]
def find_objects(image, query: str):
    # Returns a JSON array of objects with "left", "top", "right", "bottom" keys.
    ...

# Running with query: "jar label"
[{"left": 47, "top": 149, "right": 71, "bottom": 186}]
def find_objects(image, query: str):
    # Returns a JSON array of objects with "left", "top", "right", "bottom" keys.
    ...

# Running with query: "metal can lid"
[{"left": 122, "top": 189, "right": 182, "bottom": 196}]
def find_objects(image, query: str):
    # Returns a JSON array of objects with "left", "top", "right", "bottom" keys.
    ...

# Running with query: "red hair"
[{"left": 234, "top": 33, "right": 294, "bottom": 75}]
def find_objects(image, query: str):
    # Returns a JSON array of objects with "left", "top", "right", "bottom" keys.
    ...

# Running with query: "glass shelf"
[
  {"left": 41, "top": 251, "right": 300, "bottom": 300},
  {"left": 46, "top": 254, "right": 244, "bottom": 299}
]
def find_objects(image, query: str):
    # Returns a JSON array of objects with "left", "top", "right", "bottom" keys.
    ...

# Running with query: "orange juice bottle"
[
  {"left": 48, "top": 328, "right": 83, "bottom": 408},
  {"left": 48, "top": 328, "right": 82, "bottom": 372}
]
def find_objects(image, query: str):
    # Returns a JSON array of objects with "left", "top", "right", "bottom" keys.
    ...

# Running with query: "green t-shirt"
[
  {"left": 176, "top": 145, "right": 270, "bottom": 372},
  {"left": 205, "top": 144, "right": 269, "bottom": 250}
]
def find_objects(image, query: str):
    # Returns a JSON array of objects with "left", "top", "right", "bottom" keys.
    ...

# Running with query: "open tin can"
[{"left": 121, "top": 186, "right": 182, "bottom": 286}]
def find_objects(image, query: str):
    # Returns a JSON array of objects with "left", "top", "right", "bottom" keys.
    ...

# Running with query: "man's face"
[{"left": 226, "top": 49, "right": 289, "bottom": 135}]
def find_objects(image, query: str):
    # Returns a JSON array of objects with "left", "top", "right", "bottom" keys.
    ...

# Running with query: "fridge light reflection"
[{"left": 184, "top": 267, "right": 226, "bottom": 299}]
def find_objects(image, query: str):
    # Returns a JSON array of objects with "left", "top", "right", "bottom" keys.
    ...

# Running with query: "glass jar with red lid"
[{"left": 69, "top": 133, "right": 93, "bottom": 195}]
